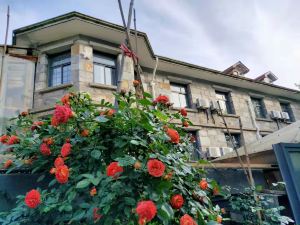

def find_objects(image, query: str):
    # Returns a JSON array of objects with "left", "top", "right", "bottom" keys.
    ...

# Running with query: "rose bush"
[{"left": 0, "top": 91, "right": 224, "bottom": 224}]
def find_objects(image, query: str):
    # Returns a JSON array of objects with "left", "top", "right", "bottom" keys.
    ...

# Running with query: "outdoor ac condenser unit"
[
  {"left": 281, "top": 112, "right": 290, "bottom": 120},
  {"left": 210, "top": 101, "right": 220, "bottom": 111},
  {"left": 207, "top": 147, "right": 221, "bottom": 158},
  {"left": 221, "top": 147, "right": 234, "bottom": 155},
  {"left": 196, "top": 98, "right": 210, "bottom": 109},
  {"left": 270, "top": 111, "right": 282, "bottom": 119}
]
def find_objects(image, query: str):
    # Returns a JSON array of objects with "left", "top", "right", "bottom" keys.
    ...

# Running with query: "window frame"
[
  {"left": 251, "top": 97, "right": 267, "bottom": 119},
  {"left": 48, "top": 52, "right": 71, "bottom": 87},
  {"left": 215, "top": 90, "right": 235, "bottom": 114},
  {"left": 224, "top": 133, "right": 241, "bottom": 149},
  {"left": 170, "top": 82, "right": 191, "bottom": 108},
  {"left": 93, "top": 52, "right": 117, "bottom": 86},
  {"left": 280, "top": 102, "right": 295, "bottom": 122},
  {"left": 188, "top": 130, "right": 202, "bottom": 161}
]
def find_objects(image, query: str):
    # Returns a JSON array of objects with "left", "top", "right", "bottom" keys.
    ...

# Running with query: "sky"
[{"left": 0, "top": 0, "right": 299, "bottom": 89}]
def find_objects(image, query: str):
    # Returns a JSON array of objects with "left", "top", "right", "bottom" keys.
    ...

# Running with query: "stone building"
[{"left": 9, "top": 11, "right": 300, "bottom": 160}]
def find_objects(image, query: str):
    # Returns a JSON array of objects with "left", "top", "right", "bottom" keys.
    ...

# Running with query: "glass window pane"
[
  {"left": 62, "top": 65, "right": 71, "bottom": 84},
  {"left": 171, "top": 84, "right": 181, "bottom": 92},
  {"left": 94, "top": 64, "right": 105, "bottom": 84},
  {"left": 179, "top": 94, "right": 188, "bottom": 108},
  {"left": 94, "top": 53, "right": 116, "bottom": 67},
  {"left": 104, "top": 67, "right": 113, "bottom": 85},
  {"left": 171, "top": 93, "right": 181, "bottom": 108},
  {"left": 50, "top": 67, "right": 62, "bottom": 86}
]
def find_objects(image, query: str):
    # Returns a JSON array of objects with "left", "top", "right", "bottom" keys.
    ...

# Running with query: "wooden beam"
[{"left": 189, "top": 162, "right": 278, "bottom": 169}]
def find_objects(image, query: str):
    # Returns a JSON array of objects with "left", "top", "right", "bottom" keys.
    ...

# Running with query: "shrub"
[{"left": 0, "top": 91, "right": 223, "bottom": 225}]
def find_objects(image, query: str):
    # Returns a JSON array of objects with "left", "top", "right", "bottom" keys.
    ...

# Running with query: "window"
[
  {"left": 225, "top": 133, "right": 241, "bottom": 149},
  {"left": 48, "top": 52, "right": 71, "bottom": 87},
  {"left": 215, "top": 91, "right": 234, "bottom": 114},
  {"left": 188, "top": 131, "right": 201, "bottom": 161},
  {"left": 170, "top": 83, "right": 190, "bottom": 108},
  {"left": 93, "top": 53, "right": 116, "bottom": 86},
  {"left": 251, "top": 97, "right": 267, "bottom": 118},
  {"left": 280, "top": 103, "right": 295, "bottom": 122}
]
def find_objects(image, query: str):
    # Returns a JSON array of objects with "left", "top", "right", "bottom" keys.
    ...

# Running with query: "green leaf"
[
  {"left": 160, "top": 203, "right": 174, "bottom": 219},
  {"left": 76, "top": 179, "right": 90, "bottom": 189},
  {"left": 91, "top": 150, "right": 101, "bottom": 159},
  {"left": 138, "top": 98, "right": 152, "bottom": 106},
  {"left": 95, "top": 116, "right": 109, "bottom": 123},
  {"left": 124, "top": 197, "right": 136, "bottom": 206},
  {"left": 207, "top": 221, "right": 219, "bottom": 225},
  {"left": 116, "top": 155, "right": 136, "bottom": 166}
]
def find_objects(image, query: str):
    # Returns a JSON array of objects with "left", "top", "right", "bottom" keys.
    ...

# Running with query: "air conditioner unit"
[
  {"left": 207, "top": 147, "right": 221, "bottom": 158},
  {"left": 281, "top": 112, "right": 290, "bottom": 120},
  {"left": 210, "top": 101, "right": 220, "bottom": 111},
  {"left": 270, "top": 111, "right": 282, "bottom": 119},
  {"left": 196, "top": 98, "right": 210, "bottom": 109},
  {"left": 221, "top": 147, "right": 234, "bottom": 155}
]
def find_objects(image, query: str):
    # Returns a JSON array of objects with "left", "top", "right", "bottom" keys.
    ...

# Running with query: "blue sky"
[{"left": 0, "top": 0, "right": 299, "bottom": 89}]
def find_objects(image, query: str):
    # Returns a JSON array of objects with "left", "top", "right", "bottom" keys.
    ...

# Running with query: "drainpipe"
[
  {"left": 246, "top": 99, "right": 262, "bottom": 140},
  {"left": 150, "top": 57, "right": 159, "bottom": 99}
]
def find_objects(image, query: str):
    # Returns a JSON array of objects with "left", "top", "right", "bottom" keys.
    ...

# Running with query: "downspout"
[
  {"left": 246, "top": 99, "right": 262, "bottom": 140},
  {"left": 150, "top": 56, "right": 159, "bottom": 99}
]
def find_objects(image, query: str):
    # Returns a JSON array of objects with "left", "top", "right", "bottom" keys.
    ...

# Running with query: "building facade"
[{"left": 9, "top": 12, "right": 300, "bottom": 160}]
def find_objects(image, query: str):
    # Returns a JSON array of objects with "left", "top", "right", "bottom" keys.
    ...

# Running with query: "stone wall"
[{"left": 31, "top": 39, "right": 300, "bottom": 156}]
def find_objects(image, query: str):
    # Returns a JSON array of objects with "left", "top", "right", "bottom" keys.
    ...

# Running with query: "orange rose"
[
  {"left": 24, "top": 189, "right": 41, "bottom": 208},
  {"left": 90, "top": 187, "right": 97, "bottom": 197},
  {"left": 55, "top": 165, "right": 69, "bottom": 184},
  {"left": 199, "top": 179, "right": 208, "bottom": 190}
]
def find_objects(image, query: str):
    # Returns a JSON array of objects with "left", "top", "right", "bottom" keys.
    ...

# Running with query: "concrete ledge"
[
  {"left": 256, "top": 118, "right": 273, "bottom": 122},
  {"left": 38, "top": 83, "right": 73, "bottom": 94},
  {"left": 89, "top": 82, "right": 117, "bottom": 91},
  {"left": 172, "top": 107, "right": 198, "bottom": 113}
]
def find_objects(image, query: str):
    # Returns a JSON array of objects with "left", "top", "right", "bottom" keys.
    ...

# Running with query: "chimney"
[
  {"left": 223, "top": 61, "right": 250, "bottom": 76},
  {"left": 254, "top": 71, "right": 278, "bottom": 84}
]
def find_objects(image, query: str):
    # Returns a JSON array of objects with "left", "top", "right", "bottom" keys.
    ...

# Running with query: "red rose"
[
  {"left": 80, "top": 129, "right": 89, "bottom": 137},
  {"left": 3, "top": 159, "right": 13, "bottom": 169},
  {"left": 24, "top": 189, "right": 41, "bottom": 208},
  {"left": 180, "top": 214, "right": 197, "bottom": 225},
  {"left": 7, "top": 135, "right": 19, "bottom": 145},
  {"left": 53, "top": 105, "right": 73, "bottom": 125},
  {"left": 182, "top": 121, "right": 189, "bottom": 127},
  {"left": 166, "top": 128, "right": 180, "bottom": 144},
  {"left": 147, "top": 159, "right": 165, "bottom": 177},
  {"left": 55, "top": 165, "right": 69, "bottom": 184},
  {"left": 43, "top": 137, "right": 54, "bottom": 145},
  {"left": 180, "top": 108, "right": 187, "bottom": 116},
  {"left": 51, "top": 116, "right": 59, "bottom": 127},
  {"left": 40, "top": 143, "right": 51, "bottom": 156},
  {"left": 136, "top": 200, "right": 157, "bottom": 225},
  {"left": 155, "top": 95, "right": 169, "bottom": 104},
  {"left": 61, "top": 93, "right": 71, "bottom": 105},
  {"left": 199, "top": 179, "right": 208, "bottom": 190},
  {"left": 20, "top": 111, "right": 28, "bottom": 117},
  {"left": 54, "top": 157, "right": 64, "bottom": 168},
  {"left": 170, "top": 194, "right": 184, "bottom": 209},
  {"left": 133, "top": 80, "right": 140, "bottom": 87},
  {"left": 217, "top": 215, "right": 222, "bottom": 224},
  {"left": 106, "top": 162, "right": 123, "bottom": 178},
  {"left": 49, "top": 167, "right": 56, "bottom": 174},
  {"left": 190, "top": 135, "right": 196, "bottom": 143},
  {"left": 93, "top": 208, "right": 102, "bottom": 221},
  {"left": 61, "top": 143, "right": 72, "bottom": 157},
  {"left": 90, "top": 187, "right": 97, "bottom": 196},
  {"left": 0, "top": 135, "right": 9, "bottom": 144},
  {"left": 31, "top": 121, "right": 44, "bottom": 131}
]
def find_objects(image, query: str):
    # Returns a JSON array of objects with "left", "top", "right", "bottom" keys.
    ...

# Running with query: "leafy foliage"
[
  {"left": 229, "top": 187, "right": 294, "bottom": 225},
  {"left": 0, "top": 91, "right": 223, "bottom": 224}
]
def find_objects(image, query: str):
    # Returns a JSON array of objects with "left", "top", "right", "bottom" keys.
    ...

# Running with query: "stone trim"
[
  {"left": 89, "top": 82, "right": 117, "bottom": 91},
  {"left": 212, "top": 85, "right": 232, "bottom": 92},
  {"left": 171, "top": 107, "right": 198, "bottom": 113},
  {"left": 249, "top": 92, "right": 265, "bottom": 98},
  {"left": 256, "top": 118, "right": 273, "bottom": 122},
  {"left": 38, "top": 83, "right": 73, "bottom": 94},
  {"left": 29, "top": 106, "right": 54, "bottom": 114},
  {"left": 222, "top": 113, "right": 239, "bottom": 118},
  {"left": 167, "top": 76, "right": 192, "bottom": 84}
]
